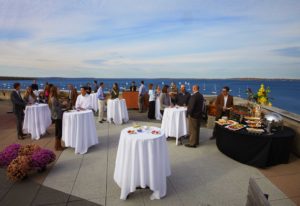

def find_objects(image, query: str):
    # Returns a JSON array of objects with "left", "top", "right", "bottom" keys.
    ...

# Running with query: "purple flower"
[
  {"left": 30, "top": 149, "right": 56, "bottom": 170},
  {"left": 0, "top": 144, "right": 21, "bottom": 167}
]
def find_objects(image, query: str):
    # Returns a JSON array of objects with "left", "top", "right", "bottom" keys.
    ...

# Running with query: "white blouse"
[
  {"left": 148, "top": 90, "right": 155, "bottom": 102},
  {"left": 75, "top": 94, "right": 92, "bottom": 110}
]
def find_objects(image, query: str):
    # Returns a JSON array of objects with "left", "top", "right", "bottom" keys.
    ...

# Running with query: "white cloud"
[{"left": 0, "top": 0, "right": 300, "bottom": 78}]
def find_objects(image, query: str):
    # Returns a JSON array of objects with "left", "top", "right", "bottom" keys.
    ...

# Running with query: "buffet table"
[
  {"left": 23, "top": 104, "right": 52, "bottom": 140},
  {"left": 122, "top": 92, "right": 148, "bottom": 109},
  {"left": 215, "top": 124, "right": 295, "bottom": 168},
  {"left": 114, "top": 126, "right": 171, "bottom": 200},
  {"left": 62, "top": 110, "right": 98, "bottom": 154},
  {"left": 107, "top": 99, "right": 129, "bottom": 125},
  {"left": 161, "top": 107, "right": 188, "bottom": 145}
]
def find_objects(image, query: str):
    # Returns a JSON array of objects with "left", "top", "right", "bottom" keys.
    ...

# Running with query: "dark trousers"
[
  {"left": 148, "top": 101, "right": 155, "bottom": 119},
  {"left": 15, "top": 112, "right": 24, "bottom": 136},
  {"left": 54, "top": 119, "right": 62, "bottom": 139},
  {"left": 189, "top": 117, "right": 201, "bottom": 146},
  {"left": 160, "top": 110, "right": 164, "bottom": 116}
]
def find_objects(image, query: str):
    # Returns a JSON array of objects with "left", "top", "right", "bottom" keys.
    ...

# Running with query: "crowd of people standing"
[{"left": 10, "top": 79, "right": 234, "bottom": 150}]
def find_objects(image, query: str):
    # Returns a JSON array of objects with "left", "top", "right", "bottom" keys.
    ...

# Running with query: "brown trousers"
[{"left": 189, "top": 117, "right": 201, "bottom": 146}]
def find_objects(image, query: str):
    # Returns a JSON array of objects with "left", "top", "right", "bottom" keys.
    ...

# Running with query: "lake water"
[{"left": 1, "top": 78, "right": 299, "bottom": 115}]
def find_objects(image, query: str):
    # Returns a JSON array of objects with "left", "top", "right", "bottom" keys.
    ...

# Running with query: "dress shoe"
[
  {"left": 17, "top": 135, "right": 25, "bottom": 140},
  {"left": 102, "top": 119, "right": 106, "bottom": 121},
  {"left": 184, "top": 144, "right": 197, "bottom": 148},
  {"left": 99, "top": 121, "right": 103, "bottom": 123}
]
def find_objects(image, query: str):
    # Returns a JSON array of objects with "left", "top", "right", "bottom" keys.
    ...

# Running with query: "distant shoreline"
[{"left": 0, "top": 76, "right": 299, "bottom": 81}]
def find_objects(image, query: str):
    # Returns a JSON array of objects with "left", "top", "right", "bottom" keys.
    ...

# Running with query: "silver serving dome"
[{"left": 263, "top": 112, "right": 284, "bottom": 133}]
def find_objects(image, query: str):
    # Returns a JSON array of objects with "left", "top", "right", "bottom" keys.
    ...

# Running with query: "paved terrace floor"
[{"left": 0, "top": 100, "right": 299, "bottom": 206}]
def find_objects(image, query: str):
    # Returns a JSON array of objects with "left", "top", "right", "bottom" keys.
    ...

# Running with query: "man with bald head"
[
  {"left": 175, "top": 84, "right": 190, "bottom": 106},
  {"left": 185, "top": 84, "right": 204, "bottom": 148}
]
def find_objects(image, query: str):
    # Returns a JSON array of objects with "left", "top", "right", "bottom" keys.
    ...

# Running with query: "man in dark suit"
[
  {"left": 185, "top": 85, "right": 204, "bottom": 148},
  {"left": 215, "top": 86, "right": 234, "bottom": 120},
  {"left": 10, "top": 82, "right": 27, "bottom": 139}
]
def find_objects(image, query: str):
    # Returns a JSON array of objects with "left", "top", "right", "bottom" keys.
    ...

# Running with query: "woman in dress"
[
  {"left": 23, "top": 86, "right": 36, "bottom": 104},
  {"left": 148, "top": 83, "right": 155, "bottom": 119},
  {"left": 159, "top": 85, "right": 171, "bottom": 115},
  {"left": 110, "top": 83, "right": 119, "bottom": 99},
  {"left": 48, "top": 86, "right": 64, "bottom": 151}
]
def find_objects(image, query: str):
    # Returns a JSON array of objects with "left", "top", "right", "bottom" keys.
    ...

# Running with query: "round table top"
[
  {"left": 121, "top": 126, "right": 164, "bottom": 141},
  {"left": 164, "top": 106, "right": 187, "bottom": 112},
  {"left": 108, "top": 98, "right": 126, "bottom": 102},
  {"left": 63, "top": 109, "right": 93, "bottom": 116},
  {"left": 26, "top": 103, "right": 49, "bottom": 109}
]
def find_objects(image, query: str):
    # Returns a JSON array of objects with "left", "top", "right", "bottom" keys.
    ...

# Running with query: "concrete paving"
[
  {"left": 0, "top": 103, "right": 297, "bottom": 206},
  {"left": 41, "top": 116, "right": 295, "bottom": 206}
]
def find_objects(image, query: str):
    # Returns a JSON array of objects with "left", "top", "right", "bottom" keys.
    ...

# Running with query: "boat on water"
[{"left": 211, "top": 84, "right": 217, "bottom": 94}]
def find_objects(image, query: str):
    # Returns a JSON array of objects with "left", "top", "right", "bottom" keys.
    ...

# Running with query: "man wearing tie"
[
  {"left": 97, "top": 82, "right": 106, "bottom": 123},
  {"left": 185, "top": 85, "right": 204, "bottom": 148},
  {"left": 10, "top": 82, "right": 27, "bottom": 139}
]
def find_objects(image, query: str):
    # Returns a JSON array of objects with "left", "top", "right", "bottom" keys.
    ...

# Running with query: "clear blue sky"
[{"left": 0, "top": 0, "right": 300, "bottom": 78}]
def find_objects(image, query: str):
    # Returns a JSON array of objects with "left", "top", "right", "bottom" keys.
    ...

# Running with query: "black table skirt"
[{"left": 215, "top": 125, "right": 295, "bottom": 168}]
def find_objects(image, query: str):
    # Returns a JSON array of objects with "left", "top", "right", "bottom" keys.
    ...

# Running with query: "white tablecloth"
[
  {"left": 114, "top": 127, "right": 171, "bottom": 200},
  {"left": 62, "top": 110, "right": 98, "bottom": 154},
  {"left": 107, "top": 99, "right": 129, "bottom": 125},
  {"left": 155, "top": 98, "right": 162, "bottom": 120},
  {"left": 161, "top": 107, "right": 188, "bottom": 145},
  {"left": 23, "top": 104, "right": 52, "bottom": 140},
  {"left": 90, "top": 93, "right": 98, "bottom": 112}
]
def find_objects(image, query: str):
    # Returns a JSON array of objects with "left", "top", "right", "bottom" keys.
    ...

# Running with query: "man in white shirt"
[{"left": 75, "top": 87, "right": 92, "bottom": 110}]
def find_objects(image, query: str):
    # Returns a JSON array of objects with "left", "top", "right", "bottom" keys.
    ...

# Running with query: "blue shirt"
[
  {"left": 96, "top": 87, "right": 105, "bottom": 100},
  {"left": 139, "top": 84, "right": 146, "bottom": 96}
]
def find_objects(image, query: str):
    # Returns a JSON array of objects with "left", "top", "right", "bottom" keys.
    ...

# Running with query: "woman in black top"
[{"left": 110, "top": 83, "right": 119, "bottom": 99}]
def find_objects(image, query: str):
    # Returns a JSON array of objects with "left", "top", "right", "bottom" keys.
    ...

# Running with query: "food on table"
[
  {"left": 226, "top": 124, "right": 245, "bottom": 131},
  {"left": 151, "top": 130, "right": 161, "bottom": 135},
  {"left": 215, "top": 119, "right": 237, "bottom": 126},
  {"left": 245, "top": 120, "right": 262, "bottom": 128},
  {"left": 227, "top": 120, "right": 237, "bottom": 125},
  {"left": 246, "top": 128, "right": 265, "bottom": 134},
  {"left": 132, "top": 124, "right": 141, "bottom": 128},
  {"left": 127, "top": 130, "right": 137, "bottom": 134},
  {"left": 244, "top": 116, "right": 261, "bottom": 121}
]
